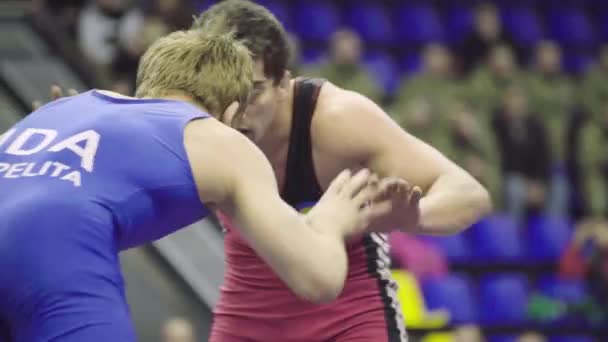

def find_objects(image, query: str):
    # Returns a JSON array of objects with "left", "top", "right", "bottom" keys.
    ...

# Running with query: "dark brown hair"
[{"left": 193, "top": 0, "right": 290, "bottom": 85}]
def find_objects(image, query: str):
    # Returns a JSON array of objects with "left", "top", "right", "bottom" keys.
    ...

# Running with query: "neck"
[{"left": 257, "top": 79, "right": 295, "bottom": 155}]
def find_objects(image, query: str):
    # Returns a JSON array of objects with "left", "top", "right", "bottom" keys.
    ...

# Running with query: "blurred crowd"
[
  {"left": 28, "top": 0, "right": 608, "bottom": 227},
  {"left": 30, "top": 0, "right": 196, "bottom": 94}
]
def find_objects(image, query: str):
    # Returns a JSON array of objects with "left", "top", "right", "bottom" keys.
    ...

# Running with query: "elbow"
[
  {"left": 301, "top": 281, "right": 344, "bottom": 304},
  {"left": 292, "top": 270, "right": 347, "bottom": 304}
]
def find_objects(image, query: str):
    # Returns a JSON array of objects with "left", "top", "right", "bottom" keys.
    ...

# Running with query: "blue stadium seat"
[
  {"left": 422, "top": 273, "right": 479, "bottom": 324},
  {"left": 294, "top": 2, "right": 340, "bottom": 42},
  {"left": 253, "top": 0, "right": 291, "bottom": 30},
  {"left": 549, "top": 336, "right": 594, "bottom": 342},
  {"left": 300, "top": 47, "right": 325, "bottom": 66},
  {"left": 422, "top": 234, "right": 472, "bottom": 263},
  {"left": 479, "top": 274, "right": 529, "bottom": 325},
  {"left": 598, "top": 12, "right": 608, "bottom": 42},
  {"left": 563, "top": 52, "right": 593, "bottom": 75},
  {"left": 466, "top": 214, "right": 524, "bottom": 262},
  {"left": 537, "top": 276, "right": 587, "bottom": 303},
  {"left": 444, "top": 6, "right": 474, "bottom": 46},
  {"left": 363, "top": 53, "right": 399, "bottom": 95},
  {"left": 399, "top": 53, "right": 422, "bottom": 77},
  {"left": 501, "top": 7, "right": 544, "bottom": 48},
  {"left": 547, "top": 9, "right": 595, "bottom": 48},
  {"left": 346, "top": 3, "right": 394, "bottom": 44},
  {"left": 488, "top": 336, "right": 518, "bottom": 342},
  {"left": 526, "top": 215, "right": 573, "bottom": 261},
  {"left": 395, "top": 6, "right": 444, "bottom": 45}
]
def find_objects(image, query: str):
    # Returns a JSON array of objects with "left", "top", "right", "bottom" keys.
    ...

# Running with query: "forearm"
[{"left": 413, "top": 171, "right": 492, "bottom": 235}]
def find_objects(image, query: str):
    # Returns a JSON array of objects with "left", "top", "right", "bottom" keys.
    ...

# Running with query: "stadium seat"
[
  {"left": 394, "top": 6, "right": 444, "bottom": 45},
  {"left": 294, "top": 2, "right": 340, "bottom": 42},
  {"left": 549, "top": 337, "right": 594, "bottom": 342},
  {"left": 422, "top": 274, "right": 479, "bottom": 324},
  {"left": 300, "top": 47, "right": 325, "bottom": 66},
  {"left": 526, "top": 215, "right": 573, "bottom": 261},
  {"left": 420, "top": 332, "right": 455, "bottom": 342},
  {"left": 537, "top": 276, "right": 587, "bottom": 303},
  {"left": 547, "top": 9, "right": 595, "bottom": 48},
  {"left": 479, "top": 273, "right": 529, "bottom": 325},
  {"left": 597, "top": 12, "right": 608, "bottom": 43},
  {"left": 392, "top": 269, "right": 449, "bottom": 329},
  {"left": 487, "top": 336, "right": 518, "bottom": 342},
  {"left": 563, "top": 52, "right": 593, "bottom": 75},
  {"left": 346, "top": 3, "right": 394, "bottom": 44},
  {"left": 363, "top": 53, "right": 400, "bottom": 95},
  {"left": 422, "top": 234, "right": 472, "bottom": 263},
  {"left": 444, "top": 6, "right": 474, "bottom": 46},
  {"left": 399, "top": 52, "right": 423, "bottom": 76},
  {"left": 466, "top": 214, "right": 524, "bottom": 262},
  {"left": 501, "top": 7, "right": 544, "bottom": 48}
]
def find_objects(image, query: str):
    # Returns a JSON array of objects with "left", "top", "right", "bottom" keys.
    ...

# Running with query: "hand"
[
  {"left": 32, "top": 85, "right": 79, "bottom": 110},
  {"left": 306, "top": 169, "right": 391, "bottom": 238},
  {"left": 368, "top": 176, "right": 423, "bottom": 233}
]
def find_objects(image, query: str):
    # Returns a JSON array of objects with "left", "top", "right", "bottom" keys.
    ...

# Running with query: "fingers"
[
  {"left": 341, "top": 168, "right": 371, "bottom": 198},
  {"left": 51, "top": 85, "right": 63, "bottom": 100},
  {"left": 326, "top": 169, "right": 352, "bottom": 194},
  {"left": 359, "top": 200, "right": 392, "bottom": 227},
  {"left": 409, "top": 186, "right": 423, "bottom": 206},
  {"left": 221, "top": 101, "right": 240, "bottom": 125},
  {"left": 67, "top": 88, "right": 79, "bottom": 96}
]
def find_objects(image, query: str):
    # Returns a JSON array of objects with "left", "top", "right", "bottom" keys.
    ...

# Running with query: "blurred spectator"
[
  {"left": 492, "top": 86, "right": 551, "bottom": 220},
  {"left": 302, "top": 29, "right": 382, "bottom": 102},
  {"left": 152, "top": 0, "right": 195, "bottom": 31},
  {"left": 112, "top": 16, "right": 169, "bottom": 93},
  {"left": 390, "top": 99, "right": 445, "bottom": 147},
  {"left": 161, "top": 317, "right": 195, "bottom": 342},
  {"left": 31, "top": 0, "right": 86, "bottom": 38},
  {"left": 581, "top": 45, "right": 608, "bottom": 122},
  {"left": 442, "top": 102, "right": 501, "bottom": 206},
  {"left": 526, "top": 41, "right": 576, "bottom": 216},
  {"left": 458, "top": 3, "right": 518, "bottom": 75},
  {"left": 555, "top": 219, "right": 608, "bottom": 324},
  {"left": 452, "top": 325, "right": 484, "bottom": 342},
  {"left": 78, "top": 0, "right": 144, "bottom": 85},
  {"left": 577, "top": 102, "right": 608, "bottom": 218},
  {"left": 391, "top": 43, "right": 457, "bottom": 125},
  {"left": 467, "top": 45, "right": 522, "bottom": 120},
  {"left": 517, "top": 331, "right": 547, "bottom": 342}
]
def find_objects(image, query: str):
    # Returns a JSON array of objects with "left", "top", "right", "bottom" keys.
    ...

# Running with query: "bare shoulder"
[
  {"left": 183, "top": 118, "right": 259, "bottom": 206},
  {"left": 311, "top": 81, "right": 400, "bottom": 160}
]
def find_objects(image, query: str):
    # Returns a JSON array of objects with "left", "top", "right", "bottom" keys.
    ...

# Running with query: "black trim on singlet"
[
  {"left": 281, "top": 77, "right": 326, "bottom": 206},
  {"left": 363, "top": 234, "right": 406, "bottom": 342}
]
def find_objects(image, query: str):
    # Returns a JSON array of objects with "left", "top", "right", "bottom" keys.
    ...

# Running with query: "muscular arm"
[
  {"left": 184, "top": 119, "right": 349, "bottom": 303},
  {"left": 314, "top": 86, "right": 492, "bottom": 235}
]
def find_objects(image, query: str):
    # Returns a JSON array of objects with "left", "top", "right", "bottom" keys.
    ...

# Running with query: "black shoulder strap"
[{"left": 281, "top": 77, "right": 326, "bottom": 206}]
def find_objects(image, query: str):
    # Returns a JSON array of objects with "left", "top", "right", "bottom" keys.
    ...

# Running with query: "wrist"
[{"left": 304, "top": 212, "right": 347, "bottom": 240}]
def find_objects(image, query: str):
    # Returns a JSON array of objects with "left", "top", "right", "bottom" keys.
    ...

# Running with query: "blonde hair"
[{"left": 135, "top": 28, "right": 253, "bottom": 116}]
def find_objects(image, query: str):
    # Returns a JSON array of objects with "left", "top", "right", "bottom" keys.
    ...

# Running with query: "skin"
[
  {"left": 223, "top": 60, "right": 491, "bottom": 236},
  {"left": 31, "top": 89, "right": 402, "bottom": 303}
]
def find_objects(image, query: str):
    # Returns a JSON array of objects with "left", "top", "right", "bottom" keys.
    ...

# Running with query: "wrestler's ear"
[{"left": 220, "top": 101, "right": 241, "bottom": 126}]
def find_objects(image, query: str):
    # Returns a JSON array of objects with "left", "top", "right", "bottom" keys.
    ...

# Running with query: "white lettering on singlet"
[{"left": 0, "top": 128, "right": 101, "bottom": 187}]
